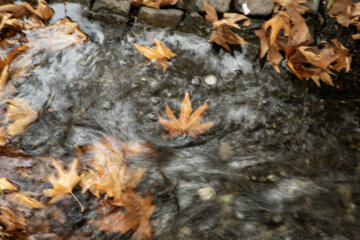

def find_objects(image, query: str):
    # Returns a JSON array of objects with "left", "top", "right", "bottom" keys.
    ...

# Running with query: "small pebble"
[
  {"left": 197, "top": 186, "right": 216, "bottom": 201},
  {"left": 191, "top": 76, "right": 202, "bottom": 86},
  {"left": 204, "top": 75, "right": 217, "bottom": 85}
]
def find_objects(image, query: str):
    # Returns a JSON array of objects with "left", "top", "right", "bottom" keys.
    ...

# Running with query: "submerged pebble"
[
  {"left": 204, "top": 75, "right": 217, "bottom": 85},
  {"left": 197, "top": 186, "right": 216, "bottom": 201}
]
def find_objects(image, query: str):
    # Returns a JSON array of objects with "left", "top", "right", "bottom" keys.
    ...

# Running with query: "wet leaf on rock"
[
  {"left": 158, "top": 92, "right": 215, "bottom": 138},
  {"left": 0, "top": 202, "right": 27, "bottom": 238},
  {"left": 5, "top": 98, "right": 37, "bottom": 137},
  {"left": 134, "top": 37, "right": 176, "bottom": 71}
]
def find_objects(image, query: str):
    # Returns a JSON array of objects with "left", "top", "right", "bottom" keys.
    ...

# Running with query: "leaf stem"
[{"left": 70, "top": 191, "right": 85, "bottom": 212}]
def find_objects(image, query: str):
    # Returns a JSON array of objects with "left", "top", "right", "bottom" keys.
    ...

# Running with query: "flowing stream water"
[{"left": 3, "top": 3, "right": 360, "bottom": 240}]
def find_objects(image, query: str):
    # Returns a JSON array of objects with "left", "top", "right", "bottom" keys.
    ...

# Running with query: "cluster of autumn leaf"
[{"left": 134, "top": 0, "right": 356, "bottom": 87}]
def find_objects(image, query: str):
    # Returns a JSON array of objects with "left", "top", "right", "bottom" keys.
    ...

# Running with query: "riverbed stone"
[
  {"left": 137, "top": 7, "right": 184, "bottom": 28},
  {"left": 176, "top": 0, "right": 231, "bottom": 13},
  {"left": 92, "top": 0, "right": 130, "bottom": 18},
  {"left": 233, "top": 0, "right": 274, "bottom": 16},
  {"left": 305, "top": 0, "right": 320, "bottom": 12}
]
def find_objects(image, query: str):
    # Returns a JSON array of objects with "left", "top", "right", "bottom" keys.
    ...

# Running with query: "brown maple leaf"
[
  {"left": 204, "top": 1, "right": 250, "bottom": 52},
  {"left": 43, "top": 158, "right": 84, "bottom": 212},
  {"left": 158, "top": 92, "right": 215, "bottom": 138},
  {"left": 329, "top": 0, "right": 360, "bottom": 40},
  {"left": 5, "top": 98, "right": 38, "bottom": 137},
  {"left": 134, "top": 37, "right": 176, "bottom": 71},
  {"left": 89, "top": 190, "right": 155, "bottom": 240},
  {"left": 0, "top": 204, "right": 26, "bottom": 236}
]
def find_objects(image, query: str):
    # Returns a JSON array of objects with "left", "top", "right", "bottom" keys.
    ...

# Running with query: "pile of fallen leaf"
[
  {"left": 255, "top": 0, "right": 352, "bottom": 87},
  {"left": 329, "top": 0, "right": 360, "bottom": 40},
  {"left": 131, "top": 0, "right": 178, "bottom": 9}
]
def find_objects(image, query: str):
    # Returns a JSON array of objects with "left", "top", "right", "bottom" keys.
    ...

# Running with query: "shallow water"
[{"left": 4, "top": 3, "right": 360, "bottom": 240}]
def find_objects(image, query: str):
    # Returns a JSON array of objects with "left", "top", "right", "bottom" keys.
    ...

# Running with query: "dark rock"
[
  {"left": 92, "top": 0, "right": 130, "bottom": 18},
  {"left": 137, "top": 7, "right": 184, "bottom": 28},
  {"left": 178, "top": 12, "right": 210, "bottom": 34},
  {"left": 176, "top": 0, "right": 231, "bottom": 13},
  {"left": 233, "top": 0, "right": 274, "bottom": 16},
  {"left": 305, "top": 0, "right": 320, "bottom": 12}
]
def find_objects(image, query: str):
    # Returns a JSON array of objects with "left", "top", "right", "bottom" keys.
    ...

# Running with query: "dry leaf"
[
  {"left": 273, "top": 0, "right": 309, "bottom": 14},
  {"left": 90, "top": 190, "right": 155, "bottom": 240},
  {"left": 5, "top": 98, "right": 37, "bottom": 137},
  {"left": 7, "top": 192, "right": 45, "bottom": 208},
  {"left": 203, "top": 1, "right": 250, "bottom": 52},
  {"left": 23, "top": 0, "right": 53, "bottom": 20},
  {"left": 158, "top": 92, "right": 215, "bottom": 138},
  {"left": 43, "top": 158, "right": 84, "bottom": 212},
  {"left": 329, "top": 0, "right": 360, "bottom": 39},
  {"left": 0, "top": 127, "right": 7, "bottom": 146},
  {"left": 134, "top": 37, "right": 176, "bottom": 71}
]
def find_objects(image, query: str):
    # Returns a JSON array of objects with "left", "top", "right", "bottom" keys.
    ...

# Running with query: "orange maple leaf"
[
  {"left": 158, "top": 92, "right": 215, "bottom": 138},
  {"left": 43, "top": 158, "right": 84, "bottom": 212},
  {"left": 133, "top": 37, "right": 176, "bottom": 71}
]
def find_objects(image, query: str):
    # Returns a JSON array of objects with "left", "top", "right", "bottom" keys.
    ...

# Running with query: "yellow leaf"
[
  {"left": 43, "top": 158, "right": 84, "bottom": 211},
  {"left": 0, "top": 177, "right": 18, "bottom": 196}
]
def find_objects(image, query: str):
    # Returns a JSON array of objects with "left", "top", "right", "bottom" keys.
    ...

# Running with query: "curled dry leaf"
[
  {"left": 7, "top": 192, "right": 45, "bottom": 208},
  {"left": 134, "top": 37, "right": 176, "bottom": 71},
  {"left": 272, "top": 0, "right": 309, "bottom": 14},
  {"left": 5, "top": 98, "right": 37, "bottom": 137},
  {"left": 203, "top": 1, "right": 250, "bottom": 52},
  {"left": 329, "top": 0, "right": 360, "bottom": 39},
  {"left": 158, "top": 92, "right": 215, "bottom": 138},
  {"left": 0, "top": 0, "right": 53, "bottom": 20},
  {"left": 43, "top": 158, "right": 84, "bottom": 212},
  {"left": 255, "top": 6, "right": 351, "bottom": 87},
  {"left": 132, "top": 0, "right": 178, "bottom": 8},
  {"left": 89, "top": 190, "right": 155, "bottom": 240}
]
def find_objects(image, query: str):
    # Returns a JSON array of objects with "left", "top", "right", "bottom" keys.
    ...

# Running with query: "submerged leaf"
[
  {"left": 5, "top": 98, "right": 37, "bottom": 137},
  {"left": 158, "top": 92, "right": 215, "bottom": 138},
  {"left": 134, "top": 38, "right": 176, "bottom": 71},
  {"left": 7, "top": 192, "right": 45, "bottom": 208},
  {"left": 90, "top": 190, "right": 155, "bottom": 240},
  {"left": 43, "top": 158, "right": 84, "bottom": 211}
]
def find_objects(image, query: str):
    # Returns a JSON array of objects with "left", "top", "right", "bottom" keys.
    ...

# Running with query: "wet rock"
[
  {"left": 176, "top": 0, "right": 231, "bottom": 13},
  {"left": 92, "top": 0, "right": 130, "bottom": 19},
  {"left": 178, "top": 12, "right": 210, "bottom": 34},
  {"left": 137, "top": 7, "right": 184, "bottom": 28},
  {"left": 191, "top": 76, "right": 202, "bottom": 86},
  {"left": 233, "top": 0, "right": 274, "bottom": 16},
  {"left": 305, "top": 0, "right": 320, "bottom": 12},
  {"left": 197, "top": 186, "right": 216, "bottom": 201},
  {"left": 218, "top": 142, "right": 233, "bottom": 161}
]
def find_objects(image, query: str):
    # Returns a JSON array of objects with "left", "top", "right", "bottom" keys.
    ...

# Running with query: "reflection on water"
[{"left": 5, "top": 3, "right": 360, "bottom": 239}]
